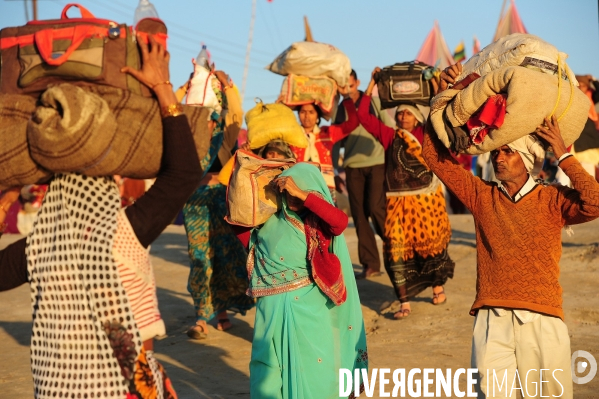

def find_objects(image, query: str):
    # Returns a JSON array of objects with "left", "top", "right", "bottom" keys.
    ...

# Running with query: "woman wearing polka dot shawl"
[{"left": 0, "top": 36, "right": 203, "bottom": 398}]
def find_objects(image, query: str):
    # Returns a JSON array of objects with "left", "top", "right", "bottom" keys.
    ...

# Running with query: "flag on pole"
[
  {"left": 493, "top": 0, "right": 527, "bottom": 42},
  {"left": 473, "top": 35, "right": 481, "bottom": 55},
  {"left": 416, "top": 21, "right": 454, "bottom": 70},
  {"left": 453, "top": 41, "right": 466, "bottom": 63}
]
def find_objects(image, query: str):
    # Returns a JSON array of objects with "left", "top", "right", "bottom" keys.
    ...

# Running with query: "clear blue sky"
[{"left": 2, "top": 0, "right": 598, "bottom": 114}]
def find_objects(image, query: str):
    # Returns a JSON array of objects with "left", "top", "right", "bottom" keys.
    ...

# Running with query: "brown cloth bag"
[
  {"left": 26, "top": 84, "right": 212, "bottom": 179},
  {"left": 226, "top": 150, "right": 296, "bottom": 227},
  {"left": 0, "top": 94, "right": 51, "bottom": 190}
]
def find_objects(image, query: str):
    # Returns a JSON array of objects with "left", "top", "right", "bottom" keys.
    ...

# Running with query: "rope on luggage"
[{"left": 548, "top": 55, "right": 574, "bottom": 122}]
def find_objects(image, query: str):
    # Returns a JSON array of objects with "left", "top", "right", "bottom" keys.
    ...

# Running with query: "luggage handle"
[
  {"left": 61, "top": 3, "right": 96, "bottom": 19},
  {"left": 34, "top": 24, "right": 93, "bottom": 66},
  {"left": 391, "top": 61, "right": 429, "bottom": 73}
]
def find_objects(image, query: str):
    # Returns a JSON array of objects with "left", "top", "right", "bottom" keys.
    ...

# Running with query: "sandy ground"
[{"left": 1, "top": 215, "right": 598, "bottom": 398}]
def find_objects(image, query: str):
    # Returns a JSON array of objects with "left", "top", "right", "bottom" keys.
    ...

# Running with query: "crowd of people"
[{"left": 1, "top": 24, "right": 599, "bottom": 399}]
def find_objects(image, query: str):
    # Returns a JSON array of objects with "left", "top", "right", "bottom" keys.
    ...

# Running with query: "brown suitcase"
[{"left": 0, "top": 3, "right": 167, "bottom": 98}]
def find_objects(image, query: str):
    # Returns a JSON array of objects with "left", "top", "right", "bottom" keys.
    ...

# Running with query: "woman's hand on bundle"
[
  {"left": 439, "top": 63, "right": 462, "bottom": 92},
  {"left": 214, "top": 70, "right": 232, "bottom": 88},
  {"left": 121, "top": 34, "right": 177, "bottom": 108},
  {"left": 365, "top": 67, "right": 381, "bottom": 97},
  {"left": 272, "top": 176, "right": 308, "bottom": 201},
  {"left": 240, "top": 142, "right": 252, "bottom": 152}
]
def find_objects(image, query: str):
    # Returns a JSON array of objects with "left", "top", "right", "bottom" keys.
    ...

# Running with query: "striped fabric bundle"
[
  {"left": 0, "top": 84, "right": 212, "bottom": 189},
  {"left": 0, "top": 94, "right": 50, "bottom": 189}
]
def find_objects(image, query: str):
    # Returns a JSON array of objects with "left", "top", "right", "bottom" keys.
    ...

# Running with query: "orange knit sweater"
[{"left": 423, "top": 131, "right": 599, "bottom": 320}]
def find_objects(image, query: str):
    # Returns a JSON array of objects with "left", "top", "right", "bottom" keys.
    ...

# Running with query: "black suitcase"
[{"left": 375, "top": 61, "right": 434, "bottom": 109}]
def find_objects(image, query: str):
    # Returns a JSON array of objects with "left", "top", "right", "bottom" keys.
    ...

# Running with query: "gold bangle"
[
  {"left": 161, "top": 103, "right": 184, "bottom": 118},
  {"left": 152, "top": 80, "right": 172, "bottom": 89}
]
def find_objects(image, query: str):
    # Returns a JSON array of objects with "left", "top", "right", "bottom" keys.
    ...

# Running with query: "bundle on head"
[{"left": 429, "top": 33, "right": 589, "bottom": 156}]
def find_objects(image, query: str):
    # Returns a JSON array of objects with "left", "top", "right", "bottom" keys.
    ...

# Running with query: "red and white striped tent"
[
  {"left": 493, "top": 0, "right": 527, "bottom": 41},
  {"left": 415, "top": 20, "right": 454, "bottom": 70}
]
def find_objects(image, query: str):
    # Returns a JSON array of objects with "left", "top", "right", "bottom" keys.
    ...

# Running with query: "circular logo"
[
  {"left": 392, "top": 81, "right": 420, "bottom": 94},
  {"left": 571, "top": 350, "right": 597, "bottom": 384}
]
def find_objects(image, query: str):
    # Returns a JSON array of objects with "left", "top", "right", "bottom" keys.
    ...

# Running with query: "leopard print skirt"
[{"left": 383, "top": 186, "right": 455, "bottom": 302}]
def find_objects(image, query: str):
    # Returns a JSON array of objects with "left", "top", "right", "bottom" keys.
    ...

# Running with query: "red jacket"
[{"left": 290, "top": 99, "right": 359, "bottom": 186}]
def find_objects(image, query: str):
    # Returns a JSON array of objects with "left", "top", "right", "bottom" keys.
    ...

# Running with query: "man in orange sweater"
[{"left": 423, "top": 63, "right": 599, "bottom": 399}]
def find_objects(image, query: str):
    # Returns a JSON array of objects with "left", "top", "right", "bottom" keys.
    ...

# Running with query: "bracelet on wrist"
[
  {"left": 161, "top": 103, "right": 184, "bottom": 118},
  {"left": 151, "top": 80, "right": 172, "bottom": 89}
]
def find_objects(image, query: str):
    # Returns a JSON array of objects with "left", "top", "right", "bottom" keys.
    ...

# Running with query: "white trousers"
[{"left": 471, "top": 309, "right": 573, "bottom": 399}]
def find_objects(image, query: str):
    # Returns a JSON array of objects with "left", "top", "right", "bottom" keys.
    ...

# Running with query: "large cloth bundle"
[
  {"left": 457, "top": 33, "right": 577, "bottom": 84},
  {"left": 225, "top": 150, "right": 296, "bottom": 227},
  {"left": 245, "top": 100, "right": 308, "bottom": 149},
  {"left": 430, "top": 66, "right": 588, "bottom": 154},
  {"left": 0, "top": 94, "right": 51, "bottom": 189},
  {"left": 280, "top": 74, "right": 338, "bottom": 114},
  {"left": 0, "top": 3, "right": 167, "bottom": 98},
  {"left": 266, "top": 42, "right": 351, "bottom": 87},
  {"left": 0, "top": 84, "right": 212, "bottom": 189}
]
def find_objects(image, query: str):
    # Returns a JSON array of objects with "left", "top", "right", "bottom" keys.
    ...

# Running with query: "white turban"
[
  {"left": 506, "top": 135, "right": 546, "bottom": 172},
  {"left": 396, "top": 104, "right": 424, "bottom": 124}
]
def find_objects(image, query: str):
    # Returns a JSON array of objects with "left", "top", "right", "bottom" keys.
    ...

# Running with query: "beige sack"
[
  {"left": 226, "top": 150, "right": 296, "bottom": 227},
  {"left": 0, "top": 94, "right": 51, "bottom": 190},
  {"left": 459, "top": 33, "right": 577, "bottom": 84},
  {"left": 27, "top": 84, "right": 212, "bottom": 178},
  {"left": 430, "top": 66, "right": 588, "bottom": 154},
  {"left": 266, "top": 42, "right": 351, "bottom": 87}
]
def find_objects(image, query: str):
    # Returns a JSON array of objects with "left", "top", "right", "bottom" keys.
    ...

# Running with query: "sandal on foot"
[
  {"left": 432, "top": 289, "right": 447, "bottom": 306},
  {"left": 216, "top": 318, "right": 233, "bottom": 332},
  {"left": 187, "top": 323, "right": 208, "bottom": 340},
  {"left": 393, "top": 305, "right": 411, "bottom": 320}
]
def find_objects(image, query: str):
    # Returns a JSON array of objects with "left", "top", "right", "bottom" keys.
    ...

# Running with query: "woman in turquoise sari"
[{"left": 235, "top": 163, "right": 368, "bottom": 398}]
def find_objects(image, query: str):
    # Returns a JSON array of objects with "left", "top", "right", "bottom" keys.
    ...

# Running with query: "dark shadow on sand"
[
  {"left": 0, "top": 321, "right": 31, "bottom": 347},
  {"left": 156, "top": 286, "right": 252, "bottom": 398}
]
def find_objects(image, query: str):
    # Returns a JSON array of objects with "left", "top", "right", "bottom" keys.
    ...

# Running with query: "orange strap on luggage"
[
  {"left": 61, "top": 3, "right": 96, "bottom": 19},
  {"left": 34, "top": 24, "right": 93, "bottom": 66}
]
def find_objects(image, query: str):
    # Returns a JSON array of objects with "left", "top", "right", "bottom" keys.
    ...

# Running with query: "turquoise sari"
[{"left": 249, "top": 163, "right": 367, "bottom": 398}]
